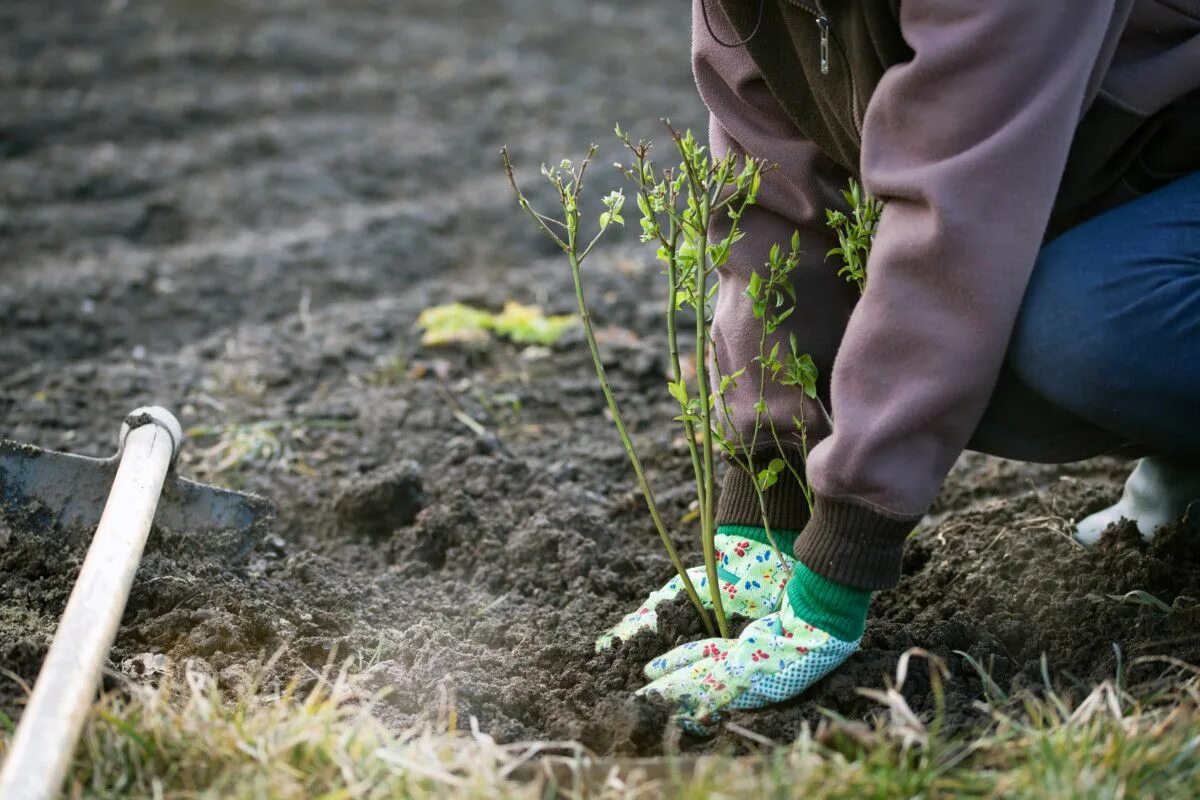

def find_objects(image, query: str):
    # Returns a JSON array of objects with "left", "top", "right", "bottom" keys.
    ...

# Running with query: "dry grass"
[
  {"left": 4, "top": 650, "right": 1200, "bottom": 798},
  {"left": 180, "top": 418, "right": 355, "bottom": 484}
]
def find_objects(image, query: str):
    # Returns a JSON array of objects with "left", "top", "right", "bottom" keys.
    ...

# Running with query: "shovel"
[{"left": 0, "top": 406, "right": 273, "bottom": 800}]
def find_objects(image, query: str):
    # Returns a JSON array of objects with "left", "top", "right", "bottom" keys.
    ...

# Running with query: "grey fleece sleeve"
[{"left": 799, "top": 0, "right": 1126, "bottom": 586}]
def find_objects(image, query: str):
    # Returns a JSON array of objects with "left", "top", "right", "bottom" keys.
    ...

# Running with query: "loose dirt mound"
[{"left": 4, "top": 0, "right": 1199, "bottom": 759}]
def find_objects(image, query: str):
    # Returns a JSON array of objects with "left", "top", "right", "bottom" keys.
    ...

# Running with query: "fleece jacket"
[{"left": 696, "top": 0, "right": 1200, "bottom": 588}]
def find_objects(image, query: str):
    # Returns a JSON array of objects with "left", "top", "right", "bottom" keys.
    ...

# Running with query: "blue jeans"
[{"left": 970, "top": 171, "right": 1200, "bottom": 463}]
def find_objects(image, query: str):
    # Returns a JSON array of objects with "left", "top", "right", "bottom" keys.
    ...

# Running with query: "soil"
[{"left": 4, "top": 0, "right": 1200, "bottom": 759}]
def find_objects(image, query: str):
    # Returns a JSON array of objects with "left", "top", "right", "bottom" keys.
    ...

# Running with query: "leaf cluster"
[
  {"left": 747, "top": 234, "right": 818, "bottom": 401},
  {"left": 502, "top": 123, "right": 827, "bottom": 636},
  {"left": 613, "top": 123, "right": 761, "bottom": 320},
  {"left": 825, "top": 178, "right": 882, "bottom": 294},
  {"left": 416, "top": 301, "right": 576, "bottom": 347}
]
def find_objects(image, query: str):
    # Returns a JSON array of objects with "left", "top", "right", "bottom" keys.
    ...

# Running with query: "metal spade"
[{"left": 0, "top": 406, "right": 274, "bottom": 800}]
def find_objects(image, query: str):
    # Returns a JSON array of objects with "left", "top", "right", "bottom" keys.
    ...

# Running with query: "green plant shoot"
[
  {"left": 826, "top": 178, "right": 883, "bottom": 294},
  {"left": 502, "top": 142, "right": 717, "bottom": 637},
  {"left": 503, "top": 123, "right": 829, "bottom": 637}
]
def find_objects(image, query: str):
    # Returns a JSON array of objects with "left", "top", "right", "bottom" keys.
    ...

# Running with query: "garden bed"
[{"left": 3, "top": 0, "right": 1200, "bottom": 765}]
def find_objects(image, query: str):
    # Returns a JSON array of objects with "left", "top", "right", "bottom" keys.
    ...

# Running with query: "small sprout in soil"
[
  {"left": 954, "top": 649, "right": 1010, "bottom": 704},
  {"left": 353, "top": 350, "right": 410, "bottom": 388},
  {"left": 479, "top": 390, "right": 522, "bottom": 426},
  {"left": 1108, "top": 589, "right": 1174, "bottom": 615}
]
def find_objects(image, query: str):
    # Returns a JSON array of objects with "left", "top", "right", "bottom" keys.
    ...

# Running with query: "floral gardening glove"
[
  {"left": 636, "top": 562, "right": 870, "bottom": 733},
  {"left": 596, "top": 525, "right": 799, "bottom": 651}
]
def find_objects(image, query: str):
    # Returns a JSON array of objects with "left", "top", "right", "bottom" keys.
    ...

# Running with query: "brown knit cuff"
[
  {"left": 793, "top": 494, "right": 920, "bottom": 591},
  {"left": 716, "top": 448, "right": 811, "bottom": 533}
]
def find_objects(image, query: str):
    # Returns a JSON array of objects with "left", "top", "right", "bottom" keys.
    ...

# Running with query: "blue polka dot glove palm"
[
  {"left": 596, "top": 526, "right": 798, "bottom": 651},
  {"left": 637, "top": 562, "right": 870, "bottom": 733}
]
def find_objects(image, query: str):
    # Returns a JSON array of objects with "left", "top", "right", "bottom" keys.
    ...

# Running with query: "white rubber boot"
[{"left": 1076, "top": 457, "right": 1200, "bottom": 545}]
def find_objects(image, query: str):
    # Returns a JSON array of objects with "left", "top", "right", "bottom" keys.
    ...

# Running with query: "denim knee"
[
  {"left": 1005, "top": 172, "right": 1200, "bottom": 454},
  {"left": 1007, "top": 238, "right": 1114, "bottom": 416}
]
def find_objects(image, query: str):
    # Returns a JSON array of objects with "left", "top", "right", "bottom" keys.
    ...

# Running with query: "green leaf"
[
  {"left": 667, "top": 380, "right": 689, "bottom": 407},
  {"left": 415, "top": 302, "right": 494, "bottom": 346},
  {"left": 416, "top": 300, "right": 578, "bottom": 348},
  {"left": 492, "top": 301, "right": 577, "bottom": 345},
  {"left": 1108, "top": 590, "right": 1173, "bottom": 614},
  {"left": 640, "top": 216, "right": 658, "bottom": 241},
  {"left": 782, "top": 352, "right": 819, "bottom": 398},
  {"left": 768, "top": 458, "right": 786, "bottom": 474},
  {"left": 718, "top": 367, "right": 746, "bottom": 394},
  {"left": 709, "top": 242, "right": 730, "bottom": 268},
  {"left": 637, "top": 192, "right": 652, "bottom": 218},
  {"left": 747, "top": 271, "right": 762, "bottom": 299}
]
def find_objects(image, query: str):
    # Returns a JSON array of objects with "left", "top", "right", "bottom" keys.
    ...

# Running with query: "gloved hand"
[
  {"left": 596, "top": 526, "right": 798, "bottom": 651},
  {"left": 636, "top": 562, "right": 869, "bottom": 732}
]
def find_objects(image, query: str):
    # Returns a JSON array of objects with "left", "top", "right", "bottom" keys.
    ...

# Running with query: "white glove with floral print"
[
  {"left": 596, "top": 527, "right": 797, "bottom": 651},
  {"left": 637, "top": 563, "right": 869, "bottom": 732}
]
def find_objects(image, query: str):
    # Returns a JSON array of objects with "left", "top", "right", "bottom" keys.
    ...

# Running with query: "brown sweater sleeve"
[{"left": 800, "top": 0, "right": 1126, "bottom": 588}]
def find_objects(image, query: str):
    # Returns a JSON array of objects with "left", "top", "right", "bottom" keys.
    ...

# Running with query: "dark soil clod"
[{"left": 332, "top": 460, "right": 425, "bottom": 540}]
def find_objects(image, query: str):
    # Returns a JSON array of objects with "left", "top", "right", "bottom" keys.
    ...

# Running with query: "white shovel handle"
[{"left": 0, "top": 407, "right": 182, "bottom": 800}]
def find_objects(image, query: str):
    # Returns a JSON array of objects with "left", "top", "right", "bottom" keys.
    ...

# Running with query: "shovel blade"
[
  {"left": 156, "top": 474, "right": 274, "bottom": 560},
  {"left": 0, "top": 439, "right": 273, "bottom": 560}
]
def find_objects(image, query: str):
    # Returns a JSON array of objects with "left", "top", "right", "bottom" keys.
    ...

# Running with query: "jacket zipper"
[
  {"left": 817, "top": 14, "right": 831, "bottom": 75},
  {"left": 784, "top": 0, "right": 864, "bottom": 139}
]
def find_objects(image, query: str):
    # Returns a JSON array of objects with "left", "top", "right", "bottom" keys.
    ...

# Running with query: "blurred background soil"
[{"left": 3, "top": 0, "right": 1199, "bottom": 756}]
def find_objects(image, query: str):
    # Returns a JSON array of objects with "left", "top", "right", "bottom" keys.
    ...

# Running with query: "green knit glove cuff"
[
  {"left": 716, "top": 524, "right": 801, "bottom": 557},
  {"left": 786, "top": 562, "right": 872, "bottom": 642}
]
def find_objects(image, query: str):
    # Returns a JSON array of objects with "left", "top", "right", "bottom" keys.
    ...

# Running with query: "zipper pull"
[{"left": 817, "top": 15, "right": 830, "bottom": 75}]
